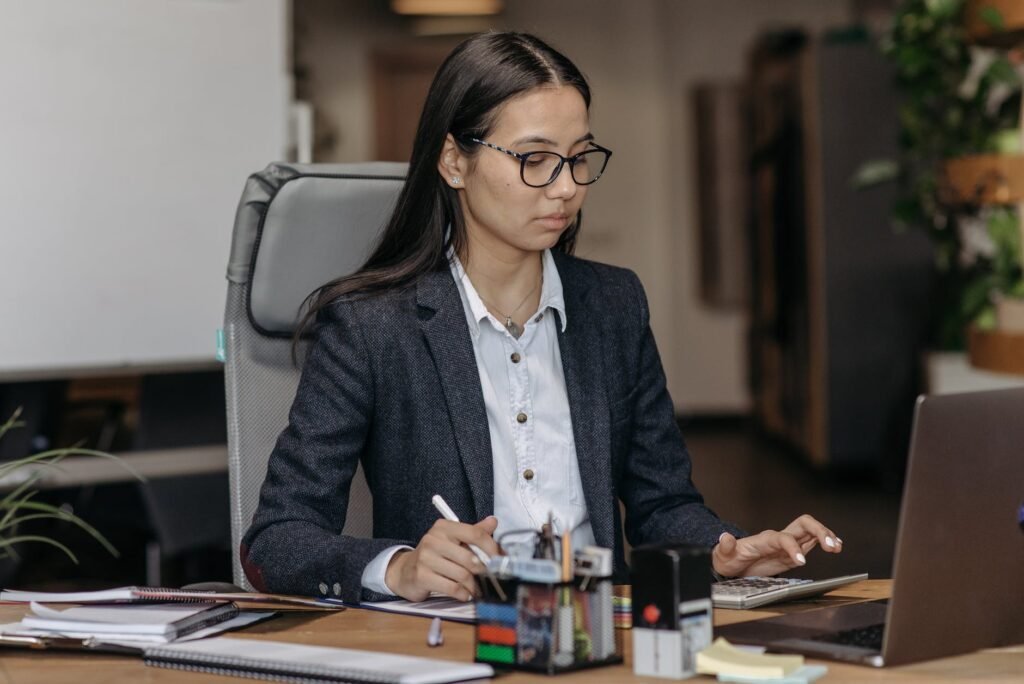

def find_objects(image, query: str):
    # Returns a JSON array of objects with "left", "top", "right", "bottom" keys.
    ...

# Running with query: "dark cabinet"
[{"left": 748, "top": 32, "right": 933, "bottom": 468}]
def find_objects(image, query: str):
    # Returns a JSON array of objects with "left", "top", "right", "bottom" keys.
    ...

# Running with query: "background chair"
[{"left": 223, "top": 162, "right": 407, "bottom": 590}]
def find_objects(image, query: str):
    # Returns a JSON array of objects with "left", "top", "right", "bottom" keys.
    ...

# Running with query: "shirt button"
[
  {"left": 511, "top": 352, "right": 521, "bottom": 363},
  {"left": 516, "top": 412, "right": 528, "bottom": 424},
  {"left": 318, "top": 582, "right": 328, "bottom": 595},
  {"left": 523, "top": 469, "right": 535, "bottom": 481},
  {"left": 332, "top": 582, "right": 342, "bottom": 597}
]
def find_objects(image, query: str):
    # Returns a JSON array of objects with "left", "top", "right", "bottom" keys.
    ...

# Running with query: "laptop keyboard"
[{"left": 811, "top": 623, "right": 885, "bottom": 651}]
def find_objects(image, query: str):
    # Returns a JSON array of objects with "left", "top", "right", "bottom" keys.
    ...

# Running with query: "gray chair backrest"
[{"left": 223, "top": 162, "right": 407, "bottom": 589}]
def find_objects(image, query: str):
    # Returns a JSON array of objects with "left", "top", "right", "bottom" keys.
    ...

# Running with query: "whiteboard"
[{"left": 0, "top": 0, "right": 289, "bottom": 378}]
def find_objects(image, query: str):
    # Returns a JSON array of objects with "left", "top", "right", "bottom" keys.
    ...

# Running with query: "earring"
[{"left": 451, "top": 176, "right": 461, "bottom": 185}]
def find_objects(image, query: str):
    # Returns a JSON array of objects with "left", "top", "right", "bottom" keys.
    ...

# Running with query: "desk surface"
[{"left": 1, "top": 581, "right": 1022, "bottom": 683}]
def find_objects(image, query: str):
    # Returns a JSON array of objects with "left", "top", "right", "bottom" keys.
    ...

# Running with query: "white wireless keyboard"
[{"left": 712, "top": 573, "right": 869, "bottom": 609}]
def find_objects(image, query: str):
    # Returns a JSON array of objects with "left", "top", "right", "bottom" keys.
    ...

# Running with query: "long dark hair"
[{"left": 296, "top": 31, "right": 591, "bottom": 342}]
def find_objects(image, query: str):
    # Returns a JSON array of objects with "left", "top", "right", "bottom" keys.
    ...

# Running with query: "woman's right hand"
[{"left": 385, "top": 515, "right": 500, "bottom": 601}]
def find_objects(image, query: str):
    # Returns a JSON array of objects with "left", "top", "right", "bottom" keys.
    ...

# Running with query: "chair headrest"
[{"left": 227, "top": 162, "right": 407, "bottom": 336}]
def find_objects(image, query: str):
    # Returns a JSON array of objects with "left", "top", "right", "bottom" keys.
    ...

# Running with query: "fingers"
[
  {"left": 390, "top": 519, "right": 501, "bottom": 602},
  {"left": 711, "top": 532, "right": 740, "bottom": 577},
  {"left": 718, "top": 530, "right": 806, "bottom": 577},
  {"left": 737, "top": 530, "right": 806, "bottom": 567},
  {"left": 715, "top": 516, "right": 845, "bottom": 579},
  {"left": 469, "top": 516, "right": 501, "bottom": 558},
  {"left": 414, "top": 549, "right": 480, "bottom": 600},
  {"left": 430, "top": 518, "right": 498, "bottom": 555},
  {"left": 425, "top": 520, "right": 489, "bottom": 569},
  {"left": 717, "top": 532, "right": 737, "bottom": 554},
  {"left": 774, "top": 531, "right": 806, "bottom": 567},
  {"left": 784, "top": 514, "right": 844, "bottom": 554}
]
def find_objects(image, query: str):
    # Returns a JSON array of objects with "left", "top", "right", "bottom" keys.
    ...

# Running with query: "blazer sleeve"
[
  {"left": 616, "top": 271, "right": 746, "bottom": 549},
  {"left": 240, "top": 300, "right": 411, "bottom": 602}
]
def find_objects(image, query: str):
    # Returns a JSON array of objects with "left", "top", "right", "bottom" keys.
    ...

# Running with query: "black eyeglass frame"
[{"left": 465, "top": 137, "right": 613, "bottom": 188}]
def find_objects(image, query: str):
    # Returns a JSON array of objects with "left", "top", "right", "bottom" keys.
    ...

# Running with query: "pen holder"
[{"left": 474, "top": 574, "right": 622, "bottom": 674}]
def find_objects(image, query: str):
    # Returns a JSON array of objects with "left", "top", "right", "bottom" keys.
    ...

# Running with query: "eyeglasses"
[{"left": 466, "top": 137, "right": 612, "bottom": 188}]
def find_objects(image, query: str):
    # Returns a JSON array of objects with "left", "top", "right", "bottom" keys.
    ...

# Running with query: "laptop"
[{"left": 716, "top": 387, "right": 1024, "bottom": 667}]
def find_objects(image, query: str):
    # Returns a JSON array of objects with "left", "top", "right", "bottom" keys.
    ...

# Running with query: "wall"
[
  {"left": 295, "top": 0, "right": 854, "bottom": 412},
  {"left": 0, "top": 0, "right": 290, "bottom": 377},
  {"left": 658, "top": 0, "right": 853, "bottom": 412}
]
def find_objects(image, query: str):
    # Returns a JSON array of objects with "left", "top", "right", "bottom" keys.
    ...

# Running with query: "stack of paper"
[
  {"left": 0, "top": 585, "right": 340, "bottom": 610},
  {"left": 696, "top": 638, "right": 828, "bottom": 683},
  {"left": 1, "top": 601, "right": 248, "bottom": 645}
]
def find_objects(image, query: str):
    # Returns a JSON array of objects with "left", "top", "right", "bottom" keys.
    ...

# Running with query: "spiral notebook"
[
  {"left": 0, "top": 586, "right": 339, "bottom": 611},
  {"left": 143, "top": 637, "right": 494, "bottom": 684}
]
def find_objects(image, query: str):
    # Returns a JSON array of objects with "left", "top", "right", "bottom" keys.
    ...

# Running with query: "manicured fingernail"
[
  {"left": 824, "top": 537, "right": 835, "bottom": 548},
  {"left": 795, "top": 553, "right": 806, "bottom": 565},
  {"left": 836, "top": 537, "right": 844, "bottom": 545},
  {"left": 718, "top": 532, "right": 728, "bottom": 543}
]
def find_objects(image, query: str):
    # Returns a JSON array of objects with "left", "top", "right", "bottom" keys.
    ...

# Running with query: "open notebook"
[{"left": 143, "top": 637, "right": 494, "bottom": 684}]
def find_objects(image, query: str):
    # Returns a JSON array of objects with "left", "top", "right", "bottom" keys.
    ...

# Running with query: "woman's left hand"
[{"left": 711, "top": 514, "right": 843, "bottom": 578}]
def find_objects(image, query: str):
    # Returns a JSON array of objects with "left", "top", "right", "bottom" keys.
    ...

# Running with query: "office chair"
[{"left": 223, "top": 162, "right": 407, "bottom": 590}]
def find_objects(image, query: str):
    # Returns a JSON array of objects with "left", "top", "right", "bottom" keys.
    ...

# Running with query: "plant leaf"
[
  {"left": 0, "top": 500, "right": 118, "bottom": 557},
  {"left": 0, "top": 412, "right": 136, "bottom": 562},
  {"left": 851, "top": 159, "right": 901, "bottom": 188},
  {"left": 0, "top": 408, "right": 26, "bottom": 443},
  {"left": 0, "top": 535, "right": 78, "bottom": 564},
  {"left": 924, "top": 0, "right": 964, "bottom": 20},
  {"left": 979, "top": 5, "right": 1006, "bottom": 31}
]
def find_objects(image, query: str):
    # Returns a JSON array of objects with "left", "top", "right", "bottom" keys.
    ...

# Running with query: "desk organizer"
[{"left": 474, "top": 574, "right": 622, "bottom": 674}]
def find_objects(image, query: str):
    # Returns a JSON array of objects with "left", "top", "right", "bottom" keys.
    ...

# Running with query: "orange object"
[{"left": 477, "top": 624, "right": 517, "bottom": 646}]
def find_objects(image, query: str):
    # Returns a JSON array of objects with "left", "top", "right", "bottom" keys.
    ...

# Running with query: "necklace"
[{"left": 476, "top": 275, "right": 542, "bottom": 339}]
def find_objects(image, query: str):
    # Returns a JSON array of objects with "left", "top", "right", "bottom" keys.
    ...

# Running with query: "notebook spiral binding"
[
  {"left": 145, "top": 659, "right": 332, "bottom": 683},
  {"left": 144, "top": 652, "right": 397, "bottom": 684}
]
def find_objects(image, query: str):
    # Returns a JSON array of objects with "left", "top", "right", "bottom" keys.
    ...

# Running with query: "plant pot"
[
  {"left": 940, "top": 154, "right": 1024, "bottom": 205},
  {"left": 968, "top": 326, "right": 1024, "bottom": 375},
  {"left": 966, "top": 0, "right": 1024, "bottom": 46}
]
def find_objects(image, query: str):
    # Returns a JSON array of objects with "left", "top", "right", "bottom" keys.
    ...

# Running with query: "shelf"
[
  {"left": 941, "top": 154, "right": 1024, "bottom": 205},
  {"left": 968, "top": 326, "right": 1024, "bottom": 376},
  {"left": 0, "top": 445, "right": 227, "bottom": 492}
]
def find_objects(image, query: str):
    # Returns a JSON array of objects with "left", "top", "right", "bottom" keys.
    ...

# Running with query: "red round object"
[{"left": 642, "top": 603, "right": 661, "bottom": 624}]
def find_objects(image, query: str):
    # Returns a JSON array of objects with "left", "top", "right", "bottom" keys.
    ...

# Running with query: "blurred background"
[{"left": 1, "top": 0, "right": 1022, "bottom": 591}]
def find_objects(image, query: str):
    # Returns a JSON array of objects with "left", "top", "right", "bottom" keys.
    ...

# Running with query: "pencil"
[{"left": 561, "top": 530, "right": 571, "bottom": 582}]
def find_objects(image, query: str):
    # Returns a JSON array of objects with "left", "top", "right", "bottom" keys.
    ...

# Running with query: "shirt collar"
[
  {"left": 538, "top": 248, "right": 568, "bottom": 333},
  {"left": 447, "top": 249, "right": 568, "bottom": 340}
]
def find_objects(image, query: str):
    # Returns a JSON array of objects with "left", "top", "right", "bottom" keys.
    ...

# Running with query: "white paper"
[
  {"left": 25, "top": 601, "right": 221, "bottom": 635},
  {"left": 356, "top": 597, "right": 477, "bottom": 623},
  {"left": 0, "top": 610, "right": 275, "bottom": 646}
]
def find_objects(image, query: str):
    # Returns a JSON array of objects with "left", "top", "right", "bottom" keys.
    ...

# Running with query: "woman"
[{"left": 241, "top": 32, "right": 842, "bottom": 604}]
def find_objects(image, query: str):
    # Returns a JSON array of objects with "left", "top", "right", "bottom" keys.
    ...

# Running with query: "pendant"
[{"left": 504, "top": 317, "right": 524, "bottom": 339}]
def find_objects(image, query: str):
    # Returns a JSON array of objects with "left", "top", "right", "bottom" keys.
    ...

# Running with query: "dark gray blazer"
[{"left": 241, "top": 251, "right": 742, "bottom": 602}]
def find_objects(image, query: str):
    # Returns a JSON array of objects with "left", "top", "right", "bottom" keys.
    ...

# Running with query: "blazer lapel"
[
  {"left": 416, "top": 269, "right": 494, "bottom": 520},
  {"left": 553, "top": 253, "right": 615, "bottom": 551}
]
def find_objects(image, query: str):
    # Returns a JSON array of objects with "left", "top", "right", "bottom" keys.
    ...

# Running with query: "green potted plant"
[
  {"left": 856, "top": 0, "right": 1024, "bottom": 385},
  {"left": 0, "top": 408, "right": 135, "bottom": 572}
]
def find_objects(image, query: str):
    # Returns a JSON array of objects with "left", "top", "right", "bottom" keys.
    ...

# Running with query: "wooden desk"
[{"left": 1, "top": 581, "right": 1022, "bottom": 683}]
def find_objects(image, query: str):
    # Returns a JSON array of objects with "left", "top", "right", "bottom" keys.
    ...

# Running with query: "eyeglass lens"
[{"left": 522, "top": 149, "right": 609, "bottom": 187}]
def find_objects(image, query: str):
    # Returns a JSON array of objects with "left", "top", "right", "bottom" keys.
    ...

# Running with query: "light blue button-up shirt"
[{"left": 360, "top": 249, "right": 595, "bottom": 595}]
